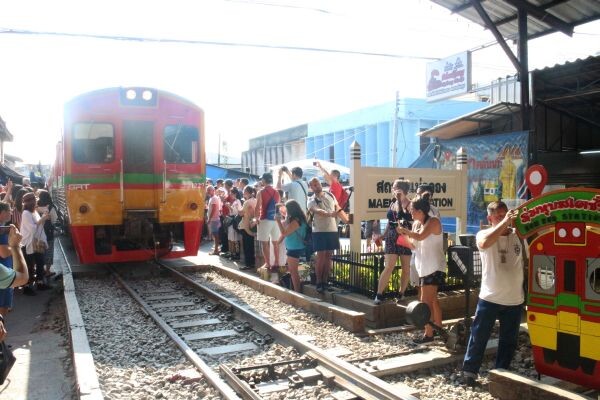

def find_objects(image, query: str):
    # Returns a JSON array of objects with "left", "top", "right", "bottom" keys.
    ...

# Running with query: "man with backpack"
[
  {"left": 277, "top": 166, "right": 309, "bottom": 213},
  {"left": 307, "top": 178, "right": 346, "bottom": 293},
  {"left": 314, "top": 161, "right": 349, "bottom": 210}
]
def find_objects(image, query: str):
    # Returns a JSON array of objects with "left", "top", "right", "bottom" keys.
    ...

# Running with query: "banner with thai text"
[{"left": 436, "top": 131, "right": 528, "bottom": 230}]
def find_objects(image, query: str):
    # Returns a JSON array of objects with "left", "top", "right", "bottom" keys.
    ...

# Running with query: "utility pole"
[
  {"left": 392, "top": 91, "right": 400, "bottom": 167},
  {"left": 217, "top": 133, "right": 221, "bottom": 167}
]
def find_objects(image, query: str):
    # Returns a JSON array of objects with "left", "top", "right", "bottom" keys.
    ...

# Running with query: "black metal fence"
[{"left": 329, "top": 245, "right": 481, "bottom": 300}]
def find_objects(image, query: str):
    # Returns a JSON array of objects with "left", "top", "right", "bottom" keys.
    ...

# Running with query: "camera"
[
  {"left": 399, "top": 219, "right": 411, "bottom": 229},
  {"left": 313, "top": 161, "right": 318, "bottom": 166}
]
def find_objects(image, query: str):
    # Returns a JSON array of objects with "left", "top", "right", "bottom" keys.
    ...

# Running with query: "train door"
[
  {"left": 122, "top": 120, "right": 156, "bottom": 210},
  {"left": 557, "top": 257, "right": 581, "bottom": 335}
]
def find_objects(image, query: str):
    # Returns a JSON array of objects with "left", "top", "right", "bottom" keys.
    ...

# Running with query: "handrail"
[
  {"left": 162, "top": 160, "right": 167, "bottom": 203},
  {"left": 119, "top": 160, "right": 124, "bottom": 207}
]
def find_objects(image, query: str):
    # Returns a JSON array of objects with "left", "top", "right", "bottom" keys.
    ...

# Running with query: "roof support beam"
[
  {"left": 518, "top": 7, "right": 530, "bottom": 131},
  {"left": 503, "top": 0, "right": 573, "bottom": 37},
  {"left": 469, "top": 0, "right": 521, "bottom": 71}
]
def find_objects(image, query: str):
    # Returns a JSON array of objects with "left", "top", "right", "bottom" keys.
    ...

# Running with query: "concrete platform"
[
  {"left": 0, "top": 274, "right": 75, "bottom": 399},
  {"left": 177, "top": 240, "right": 476, "bottom": 330}
]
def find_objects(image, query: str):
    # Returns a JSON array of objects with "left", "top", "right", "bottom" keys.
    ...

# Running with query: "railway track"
[
  {"left": 62, "top": 244, "right": 597, "bottom": 400},
  {"left": 112, "top": 262, "right": 419, "bottom": 400}
]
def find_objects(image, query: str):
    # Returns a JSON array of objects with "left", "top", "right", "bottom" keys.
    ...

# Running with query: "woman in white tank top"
[{"left": 397, "top": 193, "right": 446, "bottom": 343}]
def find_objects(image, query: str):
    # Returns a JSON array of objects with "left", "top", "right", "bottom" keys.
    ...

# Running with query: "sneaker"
[
  {"left": 373, "top": 296, "right": 382, "bottom": 305},
  {"left": 36, "top": 283, "right": 52, "bottom": 291},
  {"left": 413, "top": 335, "right": 434, "bottom": 344},
  {"left": 23, "top": 286, "right": 37, "bottom": 296},
  {"left": 461, "top": 375, "right": 479, "bottom": 387},
  {"left": 316, "top": 283, "right": 325, "bottom": 293},
  {"left": 395, "top": 292, "right": 405, "bottom": 303}
]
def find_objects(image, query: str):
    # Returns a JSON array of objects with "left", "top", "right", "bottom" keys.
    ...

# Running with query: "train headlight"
[
  {"left": 189, "top": 202, "right": 198, "bottom": 211},
  {"left": 79, "top": 204, "right": 90, "bottom": 214},
  {"left": 126, "top": 89, "right": 137, "bottom": 100},
  {"left": 142, "top": 90, "right": 153, "bottom": 101}
]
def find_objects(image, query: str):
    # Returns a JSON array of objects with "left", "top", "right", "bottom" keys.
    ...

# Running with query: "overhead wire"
[{"left": 0, "top": 27, "right": 440, "bottom": 61}]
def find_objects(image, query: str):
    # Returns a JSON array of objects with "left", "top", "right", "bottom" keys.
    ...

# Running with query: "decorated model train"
[
  {"left": 516, "top": 167, "right": 600, "bottom": 389},
  {"left": 51, "top": 87, "right": 205, "bottom": 263}
]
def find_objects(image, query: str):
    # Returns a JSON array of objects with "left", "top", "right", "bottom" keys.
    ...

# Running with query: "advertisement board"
[{"left": 426, "top": 51, "right": 471, "bottom": 102}]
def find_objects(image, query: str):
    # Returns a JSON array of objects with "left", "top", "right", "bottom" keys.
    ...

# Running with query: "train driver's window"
[
  {"left": 73, "top": 123, "right": 115, "bottom": 164},
  {"left": 163, "top": 125, "right": 199, "bottom": 164},
  {"left": 533, "top": 254, "right": 555, "bottom": 294},
  {"left": 586, "top": 258, "right": 600, "bottom": 300}
]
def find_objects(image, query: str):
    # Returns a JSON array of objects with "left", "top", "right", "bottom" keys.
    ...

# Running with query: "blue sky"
[{"left": 0, "top": 0, "right": 598, "bottom": 164}]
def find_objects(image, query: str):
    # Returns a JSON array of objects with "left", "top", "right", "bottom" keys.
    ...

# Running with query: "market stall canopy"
[
  {"left": 0, "top": 116, "right": 14, "bottom": 142},
  {"left": 0, "top": 164, "right": 25, "bottom": 185},
  {"left": 270, "top": 159, "right": 350, "bottom": 184},
  {"left": 206, "top": 164, "right": 258, "bottom": 183},
  {"left": 429, "top": 0, "right": 600, "bottom": 41}
]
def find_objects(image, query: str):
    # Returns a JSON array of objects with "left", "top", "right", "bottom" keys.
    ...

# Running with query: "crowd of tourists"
[
  {"left": 0, "top": 177, "right": 60, "bottom": 341},
  {"left": 203, "top": 172, "right": 526, "bottom": 385}
]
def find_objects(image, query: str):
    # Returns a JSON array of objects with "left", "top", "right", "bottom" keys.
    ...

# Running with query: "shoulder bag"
[
  {"left": 33, "top": 225, "right": 48, "bottom": 254},
  {"left": 0, "top": 340, "right": 16, "bottom": 385}
]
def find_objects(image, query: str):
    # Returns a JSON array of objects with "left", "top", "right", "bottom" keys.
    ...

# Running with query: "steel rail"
[
  {"left": 111, "top": 268, "right": 242, "bottom": 400},
  {"left": 160, "top": 262, "right": 419, "bottom": 400}
]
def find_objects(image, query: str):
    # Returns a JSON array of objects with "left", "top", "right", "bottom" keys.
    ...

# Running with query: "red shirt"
[
  {"left": 329, "top": 180, "right": 349, "bottom": 209},
  {"left": 221, "top": 193, "right": 235, "bottom": 216}
]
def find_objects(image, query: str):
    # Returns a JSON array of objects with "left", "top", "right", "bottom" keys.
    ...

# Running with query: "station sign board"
[{"left": 350, "top": 166, "right": 467, "bottom": 222}]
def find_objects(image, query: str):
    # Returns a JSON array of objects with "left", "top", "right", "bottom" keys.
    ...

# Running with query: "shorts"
[
  {"left": 419, "top": 270, "right": 446, "bottom": 287},
  {"left": 286, "top": 248, "right": 305, "bottom": 259},
  {"left": 312, "top": 232, "right": 340, "bottom": 252},
  {"left": 208, "top": 220, "right": 221, "bottom": 235},
  {"left": 0, "top": 287, "right": 13, "bottom": 308},
  {"left": 257, "top": 220, "right": 280, "bottom": 242}
]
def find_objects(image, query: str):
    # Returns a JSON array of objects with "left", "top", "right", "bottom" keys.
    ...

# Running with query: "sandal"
[{"left": 413, "top": 335, "right": 434, "bottom": 344}]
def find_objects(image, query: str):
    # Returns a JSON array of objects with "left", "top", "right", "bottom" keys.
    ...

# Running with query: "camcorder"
[{"left": 389, "top": 219, "right": 411, "bottom": 229}]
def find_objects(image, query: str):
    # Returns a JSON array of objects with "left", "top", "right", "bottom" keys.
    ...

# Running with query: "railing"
[{"left": 328, "top": 245, "right": 480, "bottom": 299}]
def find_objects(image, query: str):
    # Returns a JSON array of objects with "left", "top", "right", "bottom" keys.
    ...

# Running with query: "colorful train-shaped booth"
[{"left": 515, "top": 165, "right": 600, "bottom": 390}]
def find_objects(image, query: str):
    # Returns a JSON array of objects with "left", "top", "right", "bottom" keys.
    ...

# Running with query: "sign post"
[{"left": 349, "top": 141, "right": 468, "bottom": 253}]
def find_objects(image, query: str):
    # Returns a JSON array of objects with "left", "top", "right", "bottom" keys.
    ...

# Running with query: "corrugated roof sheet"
[
  {"left": 419, "top": 102, "right": 521, "bottom": 139},
  {"left": 429, "top": 0, "right": 600, "bottom": 41}
]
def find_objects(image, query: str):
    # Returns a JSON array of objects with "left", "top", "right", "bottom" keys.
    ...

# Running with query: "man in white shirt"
[
  {"left": 462, "top": 201, "right": 523, "bottom": 386},
  {"left": 277, "top": 166, "right": 309, "bottom": 214}
]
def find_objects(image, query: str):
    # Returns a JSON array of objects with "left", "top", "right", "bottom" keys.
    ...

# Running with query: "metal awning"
[
  {"left": 419, "top": 102, "right": 521, "bottom": 139},
  {"left": 429, "top": 0, "right": 600, "bottom": 41},
  {"left": 0, "top": 116, "right": 14, "bottom": 142}
]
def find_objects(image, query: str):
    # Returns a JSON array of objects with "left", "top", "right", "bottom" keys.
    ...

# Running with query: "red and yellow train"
[
  {"left": 516, "top": 187, "right": 600, "bottom": 389},
  {"left": 52, "top": 87, "right": 205, "bottom": 263}
]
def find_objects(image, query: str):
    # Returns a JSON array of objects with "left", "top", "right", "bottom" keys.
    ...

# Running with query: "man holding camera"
[{"left": 277, "top": 166, "right": 309, "bottom": 214}]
